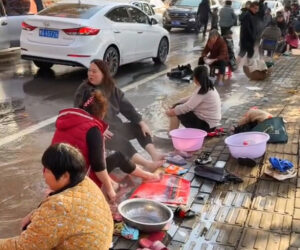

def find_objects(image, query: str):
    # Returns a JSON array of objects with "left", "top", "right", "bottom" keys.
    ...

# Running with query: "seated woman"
[
  {"left": 53, "top": 90, "right": 160, "bottom": 201},
  {"left": 74, "top": 60, "right": 164, "bottom": 172},
  {"left": 166, "top": 65, "right": 221, "bottom": 132},
  {"left": 198, "top": 29, "right": 229, "bottom": 85},
  {"left": 285, "top": 26, "right": 299, "bottom": 51},
  {"left": 0, "top": 143, "right": 113, "bottom": 249}
]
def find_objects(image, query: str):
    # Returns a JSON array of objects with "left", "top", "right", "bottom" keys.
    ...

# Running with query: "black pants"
[
  {"left": 196, "top": 18, "right": 208, "bottom": 36},
  {"left": 177, "top": 111, "right": 215, "bottom": 132},
  {"left": 239, "top": 45, "right": 255, "bottom": 59},
  {"left": 198, "top": 57, "right": 226, "bottom": 75},
  {"left": 220, "top": 26, "right": 231, "bottom": 36},
  {"left": 106, "top": 122, "right": 152, "bottom": 159},
  {"left": 106, "top": 151, "right": 136, "bottom": 174}
]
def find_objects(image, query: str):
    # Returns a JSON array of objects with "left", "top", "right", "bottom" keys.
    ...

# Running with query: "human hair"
[
  {"left": 225, "top": 0, "right": 232, "bottom": 6},
  {"left": 250, "top": 1, "right": 259, "bottom": 8},
  {"left": 81, "top": 90, "right": 108, "bottom": 119},
  {"left": 288, "top": 26, "right": 297, "bottom": 39},
  {"left": 209, "top": 29, "right": 220, "bottom": 39},
  {"left": 193, "top": 66, "right": 215, "bottom": 95},
  {"left": 89, "top": 59, "right": 116, "bottom": 96},
  {"left": 42, "top": 143, "right": 86, "bottom": 190}
]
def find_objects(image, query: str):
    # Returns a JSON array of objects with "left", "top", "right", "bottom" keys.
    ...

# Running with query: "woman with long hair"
[
  {"left": 166, "top": 66, "right": 221, "bottom": 132},
  {"left": 0, "top": 143, "right": 113, "bottom": 249},
  {"left": 74, "top": 59, "right": 164, "bottom": 172},
  {"left": 53, "top": 90, "right": 160, "bottom": 202},
  {"left": 285, "top": 26, "right": 299, "bottom": 51}
]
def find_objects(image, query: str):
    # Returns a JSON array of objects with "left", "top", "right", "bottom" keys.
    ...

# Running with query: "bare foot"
[
  {"left": 146, "top": 160, "right": 165, "bottom": 172},
  {"left": 143, "top": 172, "right": 163, "bottom": 183},
  {"left": 152, "top": 153, "right": 167, "bottom": 161}
]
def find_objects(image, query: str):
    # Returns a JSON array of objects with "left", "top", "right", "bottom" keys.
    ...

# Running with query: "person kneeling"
[
  {"left": 198, "top": 29, "right": 229, "bottom": 85},
  {"left": 0, "top": 143, "right": 113, "bottom": 250},
  {"left": 166, "top": 66, "right": 221, "bottom": 133}
]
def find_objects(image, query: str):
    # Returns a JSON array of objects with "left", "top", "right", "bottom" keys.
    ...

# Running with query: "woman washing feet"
[{"left": 166, "top": 65, "right": 221, "bottom": 133}]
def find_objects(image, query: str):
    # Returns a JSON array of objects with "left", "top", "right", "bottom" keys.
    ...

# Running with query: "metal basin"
[{"left": 118, "top": 198, "right": 173, "bottom": 233}]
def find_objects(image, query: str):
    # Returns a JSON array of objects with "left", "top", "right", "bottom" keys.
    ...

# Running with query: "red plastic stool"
[{"left": 210, "top": 65, "right": 232, "bottom": 79}]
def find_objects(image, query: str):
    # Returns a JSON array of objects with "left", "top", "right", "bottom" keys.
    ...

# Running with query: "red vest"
[{"left": 52, "top": 108, "right": 108, "bottom": 188}]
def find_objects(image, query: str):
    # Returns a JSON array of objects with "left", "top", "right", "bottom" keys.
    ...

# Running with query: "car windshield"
[
  {"left": 265, "top": 2, "right": 275, "bottom": 9},
  {"left": 232, "top": 1, "right": 242, "bottom": 9},
  {"left": 172, "top": 0, "right": 202, "bottom": 7},
  {"left": 38, "top": 3, "right": 102, "bottom": 19}
]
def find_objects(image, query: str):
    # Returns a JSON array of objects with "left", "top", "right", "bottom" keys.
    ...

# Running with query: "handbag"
[{"left": 251, "top": 117, "right": 288, "bottom": 143}]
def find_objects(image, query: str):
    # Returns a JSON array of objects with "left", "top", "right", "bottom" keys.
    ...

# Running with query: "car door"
[
  {"left": 0, "top": 0, "right": 9, "bottom": 49},
  {"left": 106, "top": 6, "right": 138, "bottom": 64},
  {"left": 127, "top": 6, "right": 160, "bottom": 59}
]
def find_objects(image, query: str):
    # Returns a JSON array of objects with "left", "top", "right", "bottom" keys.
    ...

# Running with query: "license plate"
[
  {"left": 39, "top": 29, "right": 59, "bottom": 38},
  {"left": 172, "top": 21, "right": 181, "bottom": 26}
]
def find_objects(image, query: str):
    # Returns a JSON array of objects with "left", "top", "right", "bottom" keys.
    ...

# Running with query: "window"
[
  {"left": 172, "top": 0, "right": 202, "bottom": 7},
  {"left": 142, "top": 3, "right": 153, "bottom": 16},
  {"left": 132, "top": 2, "right": 143, "bottom": 9},
  {"left": 38, "top": 3, "right": 102, "bottom": 19},
  {"left": 106, "top": 7, "right": 131, "bottom": 22},
  {"left": 128, "top": 6, "right": 149, "bottom": 24}
]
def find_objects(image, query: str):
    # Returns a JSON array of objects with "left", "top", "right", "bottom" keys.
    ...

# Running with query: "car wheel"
[
  {"left": 33, "top": 61, "right": 53, "bottom": 69},
  {"left": 153, "top": 37, "right": 169, "bottom": 64},
  {"left": 103, "top": 46, "right": 119, "bottom": 77}
]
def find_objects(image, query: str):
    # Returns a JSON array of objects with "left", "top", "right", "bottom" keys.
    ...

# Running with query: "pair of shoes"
[
  {"left": 174, "top": 206, "right": 196, "bottom": 219},
  {"left": 238, "top": 158, "right": 256, "bottom": 168},
  {"left": 195, "top": 152, "right": 212, "bottom": 165}
]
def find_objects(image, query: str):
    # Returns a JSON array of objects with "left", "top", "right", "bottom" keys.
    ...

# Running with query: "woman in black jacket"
[{"left": 196, "top": 0, "right": 211, "bottom": 37}]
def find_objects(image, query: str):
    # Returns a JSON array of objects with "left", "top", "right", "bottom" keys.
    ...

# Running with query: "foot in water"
[{"left": 146, "top": 160, "right": 165, "bottom": 172}]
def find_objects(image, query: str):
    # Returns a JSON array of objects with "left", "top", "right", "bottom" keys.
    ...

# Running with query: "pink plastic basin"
[
  {"left": 169, "top": 128, "right": 207, "bottom": 152},
  {"left": 225, "top": 132, "right": 270, "bottom": 159}
]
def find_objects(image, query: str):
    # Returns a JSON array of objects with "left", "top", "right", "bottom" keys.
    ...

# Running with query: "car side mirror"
[{"left": 150, "top": 18, "right": 158, "bottom": 25}]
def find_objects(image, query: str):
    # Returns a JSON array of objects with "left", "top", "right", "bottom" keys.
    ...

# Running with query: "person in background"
[
  {"left": 196, "top": 0, "right": 211, "bottom": 37},
  {"left": 263, "top": 8, "right": 272, "bottom": 27},
  {"left": 283, "top": 6, "right": 291, "bottom": 24},
  {"left": 74, "top": 60, "right": 164, "bottom": 173},
  {"left": 223, "top": 30, "right": 237, "bottom": 71},
  {"left": 198, "top": 29, "right": 229, "bottom": 85},
  {"left": 285, "top": 26, "right": 299, "bottom": 51},
  {"left": 54, "top": 90, "right": 161, "bottom": 202},
  {"left": 293, "top": 15, "right": 300, "bottom": 37},
  {"left": 239, "top": 2, "right": 260, "bottom": 62},
  {"left": 211, "top": 7, "right": 219, "bottom": 30},
  {"left": 219, "top": 0, "right": 237, "bottom": 35},
  {"left": 276, "top": 14, "right": 288, "bottom": 37},
  {"left": 0, "top": 143, "right": 113, "bottom": 250},
  {"left": 166, "top": 66, "right": 221, "bottom": 132}
]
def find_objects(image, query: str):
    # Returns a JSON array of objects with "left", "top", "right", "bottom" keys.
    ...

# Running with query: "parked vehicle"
[
  {"left": 264, "top": 1, "right": 284, "bottom": 17},
  {"left": 131, "top": 0, "right": 163, "bottom": 23},
  {"left": 0, "top": 0, "right": 41, "bottom": 48},
  {"left": 162, "top": 0, "right": 221, "bottom": 32},
  {"left": 20, "top": 1, "right": 170, "bottom": 76},
  {"left": 0, "top": 0, "right": 9, "bottom": 50}
]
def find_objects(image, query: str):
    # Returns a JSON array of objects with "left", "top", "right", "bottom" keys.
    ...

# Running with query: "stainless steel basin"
[{"left": 118, "top": 198, "right": 173, "bottom": 232}]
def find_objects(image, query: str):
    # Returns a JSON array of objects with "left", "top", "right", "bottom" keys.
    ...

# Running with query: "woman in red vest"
[{"left": 52, "top": 90, "right": 160, "bottom": 201}]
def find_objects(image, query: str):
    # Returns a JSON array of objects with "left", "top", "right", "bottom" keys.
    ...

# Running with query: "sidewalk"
[{"left": 113, "top": 56, "right": 300, "bottom": 250}]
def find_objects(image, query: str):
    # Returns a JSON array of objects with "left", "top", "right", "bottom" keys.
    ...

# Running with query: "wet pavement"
[{"left": 1, "top": 26, "right": 299, "bottom": 249}]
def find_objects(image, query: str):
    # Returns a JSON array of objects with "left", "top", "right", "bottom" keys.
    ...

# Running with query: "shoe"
[
  {"left": 166, "top": 155, "right": 187, "bottom": 166},
  {"left": 174, "top": 206, "right": 196, "bottom": 219},
  {"left": 195, "top": 152, "right": 212, "bottom": 165},
  {"left": 238, "top": 158, "right": 256, "bottom": 168}
]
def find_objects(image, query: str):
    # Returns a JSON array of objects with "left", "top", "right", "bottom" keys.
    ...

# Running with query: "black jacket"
[
  {"left": 240, "top": 10, "right": 257, "bottom": 50},
  {"left": 197, "top": 0, "right": 211, "bottom": 23}
]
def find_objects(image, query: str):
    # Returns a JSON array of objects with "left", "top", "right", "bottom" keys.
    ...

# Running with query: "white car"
[
  {"left": 264, "top": 1, "right": 284, "bottom": 17},
  {"left": 131, "top": 1, "right": 163, "bottom": 24},
  {"left": 20, "top": 0, "right": 170, "bottom": 75}
]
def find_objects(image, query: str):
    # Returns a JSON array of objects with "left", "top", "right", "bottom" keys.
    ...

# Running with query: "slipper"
[
  {"left": 195, "top": 152, "right": 212, "bottom": 165},
  {"left": 166, "top": 155, "right": 187, "bottom": 166},
  {"left": 237, "top": 158, "right": 256, "bottom": 168},
  {"left": 269, "top": 157, "right": 293, "bottom": 172},
  {"left": 139, "top": 232, "right": 166, "bottom": 249},
  {"left": 174, "top": 207, "right": 196, "bottom": 219}
]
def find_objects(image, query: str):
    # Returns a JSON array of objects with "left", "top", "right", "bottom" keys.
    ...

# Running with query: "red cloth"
[{"left": 52, "top": 108, "right": 108, "bottom": 188}]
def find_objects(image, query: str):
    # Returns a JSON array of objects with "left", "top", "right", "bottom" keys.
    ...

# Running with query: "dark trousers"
[
  {"left": 220, "top": 26, "right": 231, "bottom": 36},
  {"left": 106, "top": 122, "right": 152, "bottom": 159},
  {"left": 196, "top": 18, "right": 208, "bottom": 35},
  {"left": 106, "top": 151, "right": 136, "bottom": 174},
  {"left": 198, "top": 57, "right": 226, "bottom": 75},
  {"left": 239, "top": 45, "right": 255, "bottom": 58},
  {"left": 177, "top": 111, "right": 215, "bottom": 132}
]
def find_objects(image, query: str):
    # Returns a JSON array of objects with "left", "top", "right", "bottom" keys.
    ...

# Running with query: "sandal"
[
  {"left": 269, "top": 157, "right": 293, "bottom": 172},
  {"left": 195, "top": 152, "right": 212, "bottom": 165},
  {"left": 166, "top": 155, "right": 187, "bottom": 166}
]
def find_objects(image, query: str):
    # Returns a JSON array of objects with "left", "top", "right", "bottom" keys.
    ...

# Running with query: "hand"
[
  {"left": 139, "top": 121, "right": 152, "bottom": 137},
  {"left": 165, "top": 109, "right": 175, "bottom": 117},
  {"left": 103, "top": 129, "right": 114, "bottom": 140},
  {"left": 107, "top": 188, "right": 117, "bottom": 202},
  {"left": 21, "top": 211, "right": 33, "bottom": 229}
]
